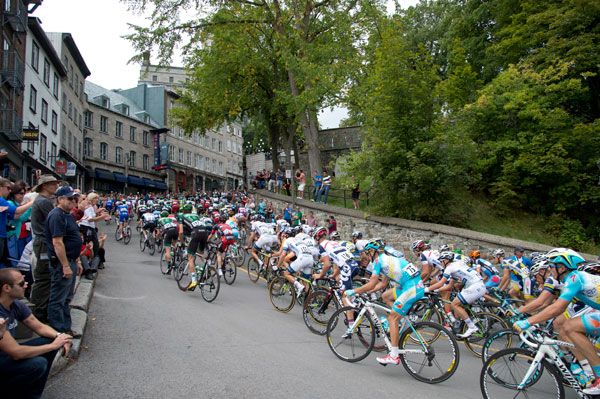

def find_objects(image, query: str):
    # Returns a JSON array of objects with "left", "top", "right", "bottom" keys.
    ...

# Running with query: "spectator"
[
  {"left": 283, "top": 203, "right": 293, "bottom": 224},
  {"left": 7, "top": 181, "right": 33, "bottom": 265},
  {"left": 283, "top": 178, "right": 291, "bottom": 196},
  {"left": 306, "top": 211, "right": 317, "bottom": 227},
  {"left": 267, "top": 170, "right": 276, "bottom": 192},
  {"left": 320, "top": 170, "right": 332, "bottom": 204},
  {"left": 351, "top": 177, "right": 360, "bottom": 209},
  {"left": 0, "top": 267, "right": 73, "bottom": 399},
  {"left": 276, "top": 169, "right": 284, "bottom": 194},
  {"left": 511, "top": 246, "right": 533, "bottom": 268},
  {"left": 327, "top": 215, "right": 337, "bottom": 235},
  {"left": 45, "top": 186, "right": 83, "bottom": 334},
  {"left": 78, "top": 192, "right": 106, "bottom": 278},
  {"left": 313, "top": 170, "right": 322, "bottom": 202},
  {"left": 292, "top": 207, "right": 303, "bottom": 227},
  {"left": 295, "top": 169, "right": 306, "bottom": 200},
  {"left": 265, "top": 201, "right": 274, "bottom": 223},
  {"left": 29, "top": 175, "right": 61, "bottom": 323},
  {"left": 0, "top": 178, "right": 34, "bottom": 268}
]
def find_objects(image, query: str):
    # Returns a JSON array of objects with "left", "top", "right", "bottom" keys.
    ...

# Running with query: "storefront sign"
[
  {"left": 153, "top": 132, "right": 161, "bottom": 166},
  {"left": 65, "top": 162, "right": 76, "bottom": 176},
  {"left": 55, "top": 160, "right": 67, "bottom": 174},
  {"left": 22, "top": 128, "right": 39, "bottom": 141}
]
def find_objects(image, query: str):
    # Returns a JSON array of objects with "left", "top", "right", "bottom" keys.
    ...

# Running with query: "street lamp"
[{"left": 125, "top": 153, "right": 130, "bottom": 192}]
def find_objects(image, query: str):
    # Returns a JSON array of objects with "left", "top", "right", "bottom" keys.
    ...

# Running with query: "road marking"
[{"left": 94, "top": 292, "right": 146, "bottom": 301}]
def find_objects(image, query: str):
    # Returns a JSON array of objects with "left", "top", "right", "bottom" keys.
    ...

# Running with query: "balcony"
[
  {"left": 0, "top": 109, "right": 23, "bottom": 141},
  {"left": 1, "top": 50, "right": 25, "bottom": 89},
  {"left": 2, "top": 0, "right": 27, "bottom": 33}
]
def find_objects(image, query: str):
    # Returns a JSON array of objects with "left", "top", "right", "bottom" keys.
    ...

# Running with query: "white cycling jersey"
[
  {"left": 442, "top": 260, "right": 484, "bottom": 288},
  {"left": 142, "top": 212, "right": 156, "bottom": 223},
  {"left": 251, "top": 221, "right": 275, "bottom": 236},
  {"left": 318, "top": 240, "right": 354, "bottom": 267},
  {"left": 420, "top": 249, "right": 441, "bottom": 270},
  {"left": 354, "top": 239, "right": 369, "bottom": 252}
]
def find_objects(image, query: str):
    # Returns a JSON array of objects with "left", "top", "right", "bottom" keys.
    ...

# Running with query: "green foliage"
[{"left": 545, "top": 215, "right": 588, "bottom": 251}]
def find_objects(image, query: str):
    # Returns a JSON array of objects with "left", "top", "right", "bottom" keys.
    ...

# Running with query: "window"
[
  {"left": 200, "top": 155, "right": 204, "bottom": 171},
  {"left": 67, "top": 131, "right": 72, "bottom": 153},
  {"left": 78, "top": 140, "right": 82, "bottom": 160},
  {"left": 178, "top": 148, "right": 184, "bottom": 163},
  {"left": 115, "top": 146, "right": 123, "bottom": 164},
  {"left": 50, "top": 143, "right": 57, "bottom": 167},
  {"left": 41, "top": 99, "right": 48, "bottom": 124},
  {"left": 69, "top": 64, "right": 73, "bottom": 87},
  {"left": 79, "top": 82, "right": 84, "bottom": 99},
  {"left": 129, "top": 151, "right": 136, "bottom": 167},
  {"left": 168, "top": 145, "right": 174, "bottom": 161},
  {"left": 143, "top": 154, "right": 149, "bottom": 170},
  {"left": 31, "top": 41, "right": 39, "bottom": 71},
  {"left": 84, "top": 111, "right": 93, "bottom": 128},
  {"left": 212, "top": 159, "right": 216, "bottom": 173},
  {"left": 121, "top": 104, "right": 129, "bottom": 116},
  {"left": 115, "top": 121, "right": 123, "bottom": 138},
  {"left": 211, "top": 138, "right": 215, "bottom": 150},
  {"left": 51, "top": 111, "right": 58, "bottom": 133},
  {"left": 219, "top": 161, "right": 223, "bottom": 175},
  {"left": 100, "top": 142, "right": 107, "bottom": 160},
  {"left": 129, "top": 126, "right": 136, "bottom": 142},
  {"left": 68, "top": 100, "right": 72, "bottom": 120},
  {"left": 227, "top": 140, "right": 231, "bottom": 152},
  {"left": 152, "top": 75, "right": 157, "bottom": 82},
  {"left": 101, "top": 97, "right": 109, "bottom": 108},
  {"left": 38, "top": 134, "right": 47, "bottom": 161},
  {"left": 169, "top": 76, "right": 174, "bottom": 83},
  {"left": 74, "top": 75, "right": 79, "bottom": 97},
  {"left": 218, "top": 140, "right": 222, "bottom": 153},
  {"left": 61, "top": 92, "right": 66, "bottom": 111},
  {"left": 73, "top": 109, "right": 78, "bottom": 126},
  {"left": 186, "top": 151, "right": 191, "bottom": 166},
  {"left": 143, "top": 130, "right": 149, "bottom": 146},
  {"left": 43, "top": 58, "right": 50, "bottom": 86},
  {"left": 84, "top": 138, "right": 93, "bottom": 157},
  {"left": 29, "top": 85, "right": 37, "bottom": 112},
  {"left": 99, "top": 116, "right": 108, "bottom": 132},
  {"left": 60, "top": 124, "right": 66, "bottom": 149}
]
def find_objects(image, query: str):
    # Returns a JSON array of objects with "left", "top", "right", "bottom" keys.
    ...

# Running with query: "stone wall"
[{"left": 253, "top": 189, "right": 595, "bottom": 261}]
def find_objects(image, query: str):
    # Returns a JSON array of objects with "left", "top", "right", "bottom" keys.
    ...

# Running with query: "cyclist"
[
  {"left": 513, "top": 248, "right": 600, "bottom": 395},
  {"left": 136, "top": 204, "right": 147, "bottom": 231},
  {"left": 208, "top": 213, "right": 238, "bottom": 277},
  {"left": 427, "top": 251, "right": 487, "bottom": 338},
  {"left": 411, "top": 240, "right": 440, "bottom": 282},
  {"left": 248, "top": 216, "right": 278, "bottom": 270},
  {"left": 469, "top": 249, "right": 501, "bottom": 291},
  {"left": 156, "top": 210, "right": 179, "bottom": 264},
  {"left": 179, "top": 204, "right": 211, "bottom": 291},
  {"left": 278, "top": 227, "right": 316, "bottom": 298},
  {"left": 140, "top": 207, "right": 157, "bottom": 247},
  {"left": 312, "top": 227, "right": 358, "bottom": 296},
  {"left": 344, "top": 240, "right": 425, "bottom": 365},
  {"left": 116, "top": 201, "right": 130, "bottom": 240}
]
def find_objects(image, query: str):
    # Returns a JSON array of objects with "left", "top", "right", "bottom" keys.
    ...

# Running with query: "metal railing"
[
  {"left": 0, "top": 109, "right": 22, "bottom": 141},
  {"left": 256, "top": 181, "right": 369, "bottom": 209},
  {"left": 2, "top": 0, "right": 27, "bottom": 33},
  {"left": 1, "top": 49, "right": 25, "bottom": 89}
]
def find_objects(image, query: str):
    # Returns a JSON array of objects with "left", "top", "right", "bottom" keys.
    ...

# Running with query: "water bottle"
[
  {"left": 379, "top": 316, "right": 390, "bottom": 333},
  {"left": 570, "top": 363, "right": 591, "bottom": 386}
]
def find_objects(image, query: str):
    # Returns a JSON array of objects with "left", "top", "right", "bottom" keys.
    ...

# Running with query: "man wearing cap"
[
  {"left": 29, "top": 175, "right": 61, "bottom": 323},
  {"left": 44, "top": 186, "right": 82, "bottom": 334}
]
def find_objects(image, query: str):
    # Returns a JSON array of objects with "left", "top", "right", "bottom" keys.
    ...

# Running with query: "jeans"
[
  {"left": 313, "top": 184, "right": 322, "bottom": 201},
  {"left": 0, "top": 337, "right": 58, "bottom": 399},
  {"left": 320, "top": 185, "right": 331, "bottom": 204},
  {"left": 30, "top": 240, "right": 51, "bottom": 323},
  {"left": 48, "top": 259, "right": 77, "bottom": 332}
]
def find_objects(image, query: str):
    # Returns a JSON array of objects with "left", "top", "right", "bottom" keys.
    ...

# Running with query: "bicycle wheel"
[
  {"left": 303, "top": 288, "right": 339, "bottom": 335},
  {"left": 268, "top": 276, "right": 295, "bottom": 313},
  {"left": 159, "top": 249, "right": 170, "bottom": 275},
  {"left": 139, "top": 234, "right": 145, "bottom": 252},
  {"left": 115, "top": 226, "right": 121, "bottom": 241},
  {"left": 480, "top": 347, "right": 563, "bottom": 399},
  {"left": 247, "top": 258, "right": 260, "bottom": 283},
  {"left": 408, "top": 299, "right": 444, "bottom": 325},
  {"left": 155, "top": 237, "right": 163, "bottom": 253},
  {"left": 123, "top": 227, "right": 131, "bottom": 245},
  {"left": 230, "top": 245, "right": 245, "bottom": 267},
  {"left": 148, "top": 236, "right": 156, "bottom": 256},
  {"left": 200, "top": 266, "right": 220, "bottom": 303},
  {"left": 399, "top": 321, "right": 460, "bottom": 384},
  {"left": 222, "top": 258, "right": 237, "bottom": 285},
  {"left": 175, "top": 260, "right": 190, "bottom": 291},
  {"left": 326, "top": 306, "right": 375, "bottom": 363},
  {"left": 482, "top": 328, "right": 517, "bottom": 363},
  {"left": 463, "top": 312, "right": 508, "bottom": 358}
]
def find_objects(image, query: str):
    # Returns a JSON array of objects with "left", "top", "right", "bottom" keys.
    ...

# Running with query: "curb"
[{"left": 49, "top": 275, "right": 96, "bottom": 377}]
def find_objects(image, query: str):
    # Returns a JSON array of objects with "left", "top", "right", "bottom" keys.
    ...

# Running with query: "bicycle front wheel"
[
  {"left": 480, "top": 347, "right": 563, "bottom": 399},
  {"left": 247, "top": 258, "right": 260, "bottom": 283},
  {"left": 326, "top": 306, "right": 375, "bottom": 363},
  {"left": 463, "top": 312, "right": 508, "bottom": 358},
  {"left": 200, "top": 266, "right": 220, "bottom": 303},
  {"left": 268, "top": 276, "right": 295, "bottom": 313},
  {"left": 303, "top": 288, "right": 339, "bottom": 335},
  {"left": 399, "top": 321, "right": 460, "bottom": 384},
  {"left": 222, "top": 258, "right": 237, "bottom": 285},
  {"left": 230, "top": 245, "right": 245, "bottom": 267},
  {"left": 481, "top": 328, "right": 516, "bottom": 363}
]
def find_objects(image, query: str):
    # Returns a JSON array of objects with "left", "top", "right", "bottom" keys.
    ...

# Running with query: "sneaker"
[
  {"left": 341, "top": 321, "right": 355, "bottom": 339},
  {"left": 187, "top": 280, "right": 198, "bottom": 291},
  {"left": 296, "top": 284, "right": 305, "bottom": 299},
  {"left": 583, "top": 378, "right": 600, "bottom": 395},
  {"left": 376, "top": 354, "right": 400, "bottom": 366},
  {"left": 457, "top": 326, "right": 479, "bottom": 339}
]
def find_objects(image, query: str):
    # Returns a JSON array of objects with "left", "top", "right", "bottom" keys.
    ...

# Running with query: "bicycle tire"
[
  {"left": 148, "top": 236, "right": 156, "bottom": 256},
  {"left": 200, "top": 266, "right": 220, "bottom": 303},
  {"left": 114, "top": 226, "right": 121, "bottom": 241},
  {"left": 222, "top": 257, "right": 237, "bottom": 285},
  {"left": 480, "top": 347, "right": 563, "bottom": 399},
  {"left": 123, "top": 227, "right": 131, "bottom": 245},
  {"left": 303, "top": 288, "right": 340, "bottom": 335},
  {"left": 139, "top": 234, "right": 145, "bottom": 252},
  {"left": 230, "top": 245, "right": 245, "bottom": 267},
  {"left": 175, "top": 260, "right": 189, "bottom": 291},
  {"left": 268, "top": 276, "right": 295, "bottom": 313},
  {"left": 326, "top": 306, "right": 375, "bottom": 363},
  {"left": 247, "top": 258, "right": 260, "bottom": 283},
  {"left": 481, "top": 328, "right": 517, "bottom": 363},
  {"left": 159, "top": 249, "right": 170, "bottom": 275},
  {"left": 463, "top": 312, "right": 509, "bottom": 358}
]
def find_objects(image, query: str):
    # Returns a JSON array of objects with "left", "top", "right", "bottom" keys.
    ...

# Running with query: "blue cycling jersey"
[
  {"left": 117, "top": 204, "right": 129, "bottom": 216},
  {"left": 372, "top": 253, "right": 423, "bottom": 290},
  {"left": 559, "top": 271, "right": 600, "bottom": 311}
]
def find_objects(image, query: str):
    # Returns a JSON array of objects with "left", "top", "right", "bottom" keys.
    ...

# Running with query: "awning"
[
  {"left": 95, "top": 169, "right": 115, "bottom": 181},
  {"left": 153, "top": 180, "right": 167, "bottom": 190},
  {"left": 113, "top": 172, "right": 127, "bottom": 183},
  {"left": 143, "top": 178, "right": 156, "bottom": 188},
  {"left": 127, "top": 175, "right": 145, "bottom": 186}
]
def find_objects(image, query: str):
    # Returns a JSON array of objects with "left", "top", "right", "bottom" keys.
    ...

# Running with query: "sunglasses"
[{"left": 14, "top": 280, "right": 27, "bottom": 287}]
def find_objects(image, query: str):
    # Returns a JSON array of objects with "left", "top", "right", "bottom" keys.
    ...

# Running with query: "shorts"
[
  {"left": 582, "top": 311, "right": 600, "bottom": 337},
  {"left": 457, "top": 283, "right": 487, "bottom": 305},
  {"left": 564, "top": 302, "right": 594, "bottom": 319},
  {"left": 298, "top": 183, "right": 305, "bottom": 191},
  {"left": 218, "top": 237, "right": 236, "bottom": 253},
  {"left": 163, "top": 228, "right": 178, "bottom": 248},
  {"left": 393, "top": 285, "right": 425, "bottom": 316},
  {"left": 287, "top": 254, "right": 314, "bottom": 276},
  {"left": 254, "top": 234, "right": 278, "bottom": 252},
  {"left": 119, "top": 214, "right": 129, "bottom": 223},
  {"left": 143, "top": 222, "right": 156, "bottom": 232},
  {"left": 187, "top": 229, "right": 208, "bottom": 255}
]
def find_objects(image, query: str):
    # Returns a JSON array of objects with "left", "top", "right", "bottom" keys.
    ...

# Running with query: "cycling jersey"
[
  {"left": 420, "top": 250, "right": 441, "bottom": 270},
  {"left": 157, "top": 216, "right": 178, "bottom": 230},
  {"left": 117, "top": 204, "right": 129, "bottom": 222},
  {"left": 442, "top": 260, "right": 484, "bottom": 288},
  {"left": 225, "top": 219, "right": 239, "bottom": 239},
  {"left": 283, "top": 236, "right": 315, "bottom": 258},
  {"left": 179, "top": 213, "right": 202, "bottom": 236},
  {"left": 559, "top": 271, "right": 600, "bottom": 310},
  {"left": 251, "top": 221, "right": 275, "bottom": 236},
  {"left": 141, "top": 212, "right": 156, "bottom": 224},
  {"left": 319, "top": 240, "right": 358, "bottom": 291}
]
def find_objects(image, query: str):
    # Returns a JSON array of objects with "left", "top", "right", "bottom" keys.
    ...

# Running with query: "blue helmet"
[{"left": 546, "top": 248, "right": 585, "bottom": 270}]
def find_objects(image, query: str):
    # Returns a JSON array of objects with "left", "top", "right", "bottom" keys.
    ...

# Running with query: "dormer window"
[{"left": 101, "top": 97, "right": 110, "bottom": 108}]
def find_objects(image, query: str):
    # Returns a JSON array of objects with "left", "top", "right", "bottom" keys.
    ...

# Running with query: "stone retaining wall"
[{"left": 254, "top": 190, "right": 595, "bottom": 260}]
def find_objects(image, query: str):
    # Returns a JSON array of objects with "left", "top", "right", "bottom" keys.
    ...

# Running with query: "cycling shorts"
[
  {"left": 582, "top": 311, "right": 600, "bottom": 337},
  {"left": 218, "top": 236, "right": 236, "bottom": 253},
  {"left": 392, "top": 285, "right": 425, "bottom": 316},
  {"left": 187, "top": 229, "right": 209, "bottom": 255},
  {"left": 162, "top": 228, "right": 178, "bottom": 248},
  {"left": 254, "top": 234, "right": 278, "bottom": 252},
  {"left": 119, "top": 213, "right": 129, "bottom": 223},
  {"left": 457, "top": 282, "right": 487, "bottom": 305},
  {"left": 143, "top": 221, "right": 156, "bottom": 232},
  {"left": 287, "top": 254, "right": 314, "bottom": 276}
]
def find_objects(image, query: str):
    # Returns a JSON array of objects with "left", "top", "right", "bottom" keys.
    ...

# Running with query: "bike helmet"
[
  {"left": 546, "top": 248, "right": 585, "bottom": 270},
  {"left": 364, "top": 239, "right": 383, "bottom": 251},
  {"left": 492, "top": 249, "right": 505, "bottom": 258},
  {"left": 438, "top": 251, "right": 455, "bottom": 262},
  {"left": 341, "top": 241, "right": 356, "bottom": 253},
  {"left": 330, "top": 231, "right": 340, "bottom": 240},
  {"left": 301, "top": 224, "right": 312, "bottom": 235},
  {"left": 469, "top": 250, "right": 481, "bottom": 259},
  {"left": 292, "top": 226, "right": 302, "bottom": 236},
  {"left": 218, "top": 214, "right": 227, "bottom": 223},
  {"left": 160, "top": 210, "right": 169, "bottom": 218},
  {"left": 579, "top": 262, "right": 600, "bottom": 276},
  {"left": 411, "top": 240, "right": 428, "bottom": 252},
  {"left": 530, "top": 259, "right": 552, "bottom": 276},
  {"left": 531, "top": 252, "right": 547, "bottom": 265},
  {"left": 439, "top": 244, "right": 451, "bottom": 252},
  {"left": 312, "top": 227, "right": 328, "bottom": 241},
  {"left": 351, "top": 231, "right": 363, "bottom": 239},
  {"left": 181, "top": 203, "right": 193, "bottom": 213},
  {"left": 138, "top": 206, "right": 147, "bottom": 213}
]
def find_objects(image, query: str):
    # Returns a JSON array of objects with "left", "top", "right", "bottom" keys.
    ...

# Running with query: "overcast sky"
[{"left": 34, "top": 0, "right": 419, "bottom": 128}]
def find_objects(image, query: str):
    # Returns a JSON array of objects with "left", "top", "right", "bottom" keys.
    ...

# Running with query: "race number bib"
[
  {"left": 404, "top": 263, "right": 419, "bottom": 278},
  {"left": 164, "top": 222, "right": 176, "bottom": 229},
  {"left": 191, "top": 220, "right": 202, "bottom": 228}
]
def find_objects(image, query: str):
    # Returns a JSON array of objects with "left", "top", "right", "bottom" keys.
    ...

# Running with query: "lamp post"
[{"left": 125, "top": 153, "right": 130, "bottom": 192}]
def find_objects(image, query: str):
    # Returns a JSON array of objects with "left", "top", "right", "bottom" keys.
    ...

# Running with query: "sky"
[{"left": 34, "top": 0, "right": 420, "bottom": 128}]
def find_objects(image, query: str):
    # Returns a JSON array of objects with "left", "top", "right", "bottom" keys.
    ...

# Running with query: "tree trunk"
[
  {"left": 267, "top": 118, "right": 280, "bottom": 171},
  {"left": 292, "top": 133, "right": 300, "bottom": 170}
]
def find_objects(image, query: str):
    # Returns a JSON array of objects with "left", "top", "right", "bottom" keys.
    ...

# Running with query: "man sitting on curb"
[{"left": 0, "top": 267, "right": 72, "bottom": 399}]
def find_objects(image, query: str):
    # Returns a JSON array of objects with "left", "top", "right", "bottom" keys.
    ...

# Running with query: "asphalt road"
[{"left": 44, "top": 228, "right": 490, "bottom": 399}]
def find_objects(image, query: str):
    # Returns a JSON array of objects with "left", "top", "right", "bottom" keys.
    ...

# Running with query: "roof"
[
  {"left": 84, "top": 81, "right": 162, "bottom": 128},
  {"left": 27, "top": 17, "right": 67, "bottom": 77}
]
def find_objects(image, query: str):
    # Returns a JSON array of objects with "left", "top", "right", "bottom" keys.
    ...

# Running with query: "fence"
[{"left": 258, "top": 181, "right": 369, "bottom": 210}]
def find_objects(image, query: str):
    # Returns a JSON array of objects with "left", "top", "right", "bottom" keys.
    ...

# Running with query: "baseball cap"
[{"left": 55, "top": 186, "right": 78, "bottom": 198}]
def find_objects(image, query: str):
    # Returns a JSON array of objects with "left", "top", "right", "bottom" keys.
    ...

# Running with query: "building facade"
[
  {"left": 138, "top": 62, "right": 187, "bottom": 93},
  {"left": 20, "top": 16, "right": 66, "bottom": 184},
  {"left": 83, "top": 81, "right": 167, "bottom": 193}
]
